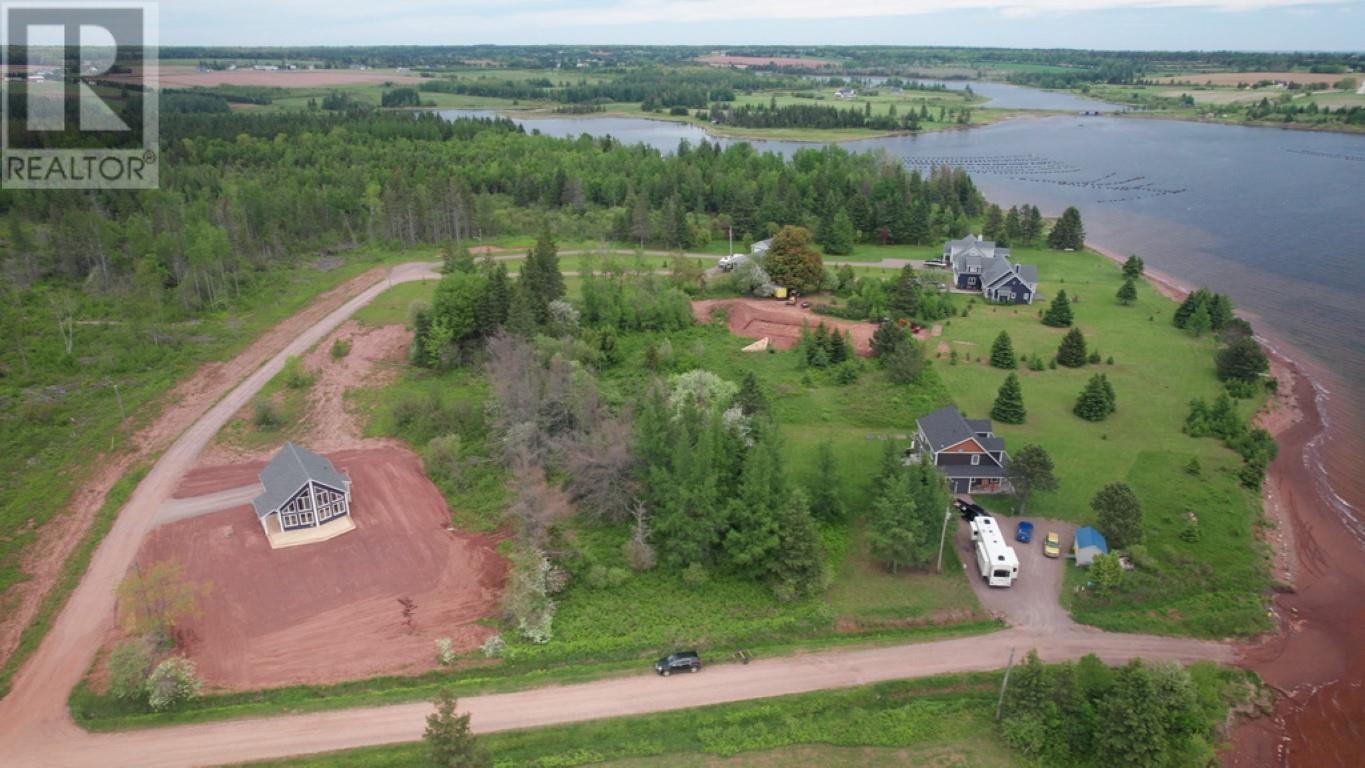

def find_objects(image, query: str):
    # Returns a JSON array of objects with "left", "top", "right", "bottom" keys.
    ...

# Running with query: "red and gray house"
[{"left": 908, "top": 406, "right": 1012, "bottom": 495}]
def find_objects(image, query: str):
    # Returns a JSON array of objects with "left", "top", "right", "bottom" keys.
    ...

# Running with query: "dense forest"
[{"left": 0, "top": 108, "right": 989, "bottom": 592}]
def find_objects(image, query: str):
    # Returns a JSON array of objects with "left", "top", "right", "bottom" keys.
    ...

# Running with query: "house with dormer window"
[
  {"left": 907, "top": 406, "right": 1012, "bottom": 495},
  {"left": 943, "top": 235, "right": 1039, "bottom": 305}
]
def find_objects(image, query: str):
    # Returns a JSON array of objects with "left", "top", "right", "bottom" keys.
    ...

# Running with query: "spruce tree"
[
  {"left": 1042, "top": 290, "right": 1074, "bottom": 327},
  {"left": 808, "top": 440, "right": 845, "bottom": 522},
  {"left": 1056, "top": 327, "right": 1088, "bottom": 368},
  {"left": 822, "top": 209, "right": 856, "bottom": 256},
  {"left": 991, "top": 372, "right": 1027, "bottom": 425},
  {"left": 871, "top": 320, "right": 905, "bottom": 360},
  {"left": 1186, "top": 302, "right": 1212, "bottom": 337},
  {"left": 1116, "top": 278, "right": 1138, "bottom": 306},
  {"left": 828, "top": 328, "right": 849, "bottom": 364},
  {"left": 733, "top": 372, "right": 769, "bottom": 417},
  {"left": 983, "top": 204, "right": 1004, "bottom": 242},
  {"left": 1207, "top": 292, "right": 1233, "bottom": 330},
  {"left": 768, "top": 489, "right": 827, "bottom": 600},
  {"left": 1172, "top": 288, "right": 1210, "bottom": 328},
  {"left": 1074, "top": 374, "right": 1113, "bottom": 421},
  {"left": 868, "top": 475, "right": 921, "bottom": 574},
  {"left": 424, "top": 689, "right": 490, "bottom": 768},
  {"left": 990, "top": 331, "right": 1017, "bottom": 369},
  {"left": 1122, "top": 254, "right": 1145, "bottom": 279},
  {"left": 1100, "top": 373, "right": 1117, "bottom": 414},
  {"left": 1048, "top": 207, "right": 1085, "bottom": 250}
]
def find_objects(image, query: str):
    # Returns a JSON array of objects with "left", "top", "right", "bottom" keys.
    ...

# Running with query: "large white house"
[
  {"left": 943, "top": 235, "right": 1038, "bottom": 305},
  {"left": 251, "top": 443, "right": 353, "bottom": 548}
]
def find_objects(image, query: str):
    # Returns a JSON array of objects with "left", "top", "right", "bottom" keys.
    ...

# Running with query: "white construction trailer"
[{"left": 969, "top": 516, "right": 1019, "bottom": 588}]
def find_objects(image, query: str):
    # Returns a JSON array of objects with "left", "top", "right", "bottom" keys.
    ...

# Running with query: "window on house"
[{"left": 971, "top": 454, "right": 981, "bottom": 466}]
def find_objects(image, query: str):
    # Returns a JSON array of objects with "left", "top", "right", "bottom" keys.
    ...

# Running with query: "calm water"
[{"left": 441, "top": 108, "right": 1365, "bottom": 536}]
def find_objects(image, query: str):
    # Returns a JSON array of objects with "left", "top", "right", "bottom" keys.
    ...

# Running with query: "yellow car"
[{"left": 1043, "top": 532, "right": 1062, "bottom": 558}]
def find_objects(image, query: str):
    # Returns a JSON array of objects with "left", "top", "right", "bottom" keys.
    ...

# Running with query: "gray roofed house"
[
  {"left": 943, "top": 234, "right": 1038, "bottom": 305},
  {"left": 909, "top": 406, "right": 1012, "bottom": 495},
  {"left": 252, "top": 442, "right": 353, "bottom": 548}
]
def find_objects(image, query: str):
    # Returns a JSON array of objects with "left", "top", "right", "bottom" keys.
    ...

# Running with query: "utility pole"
[
  {"left": 936, "top": 506, "right": 952, "bottom": 574},
  {"left": 728, "top": 225, "right": 733, "bottom": 257},
  {"left": 995, "top": 646, "right": 1017, "bottom": 721}
]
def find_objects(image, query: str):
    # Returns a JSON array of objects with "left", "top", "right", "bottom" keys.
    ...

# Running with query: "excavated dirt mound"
[
  {"left": 129, "top": 447, "right": 506, "bottom": 691},
  {"left": 692, "top": 298, "right": 878, "bottom": 354}
]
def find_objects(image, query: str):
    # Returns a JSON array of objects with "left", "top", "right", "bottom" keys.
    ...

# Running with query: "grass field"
[
  {"left": 930, "top": 248, "right": 1272, "bottom": 636},
  {"left": 238, "top": 672, "right": 1019, "bottom": 768}
]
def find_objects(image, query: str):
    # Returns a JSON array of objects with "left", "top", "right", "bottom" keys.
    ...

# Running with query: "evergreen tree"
[
  {"left": 871, "top": 320, "right": 905, "bottom": 360},
  {"left": 808, "top": 440, "right": 845, "bottom": 522},
  {"left": 505, "top": 281, "right": 539, "bottom": 336},
  {"left": 519, "top": 229, "right": 565, "bottom": 323},
  {"left": 1121, "top": 255, "right": 1145, "bottom": 279},
  {"left": 1057, "top": 327, "right": 1088, "bottom": 368},
  {"left": 1172, "top": 288, "right": 1210, "bottom": 328},
  {"left": 1216, "top": 337, "right": 1269, "bottom": 383},
  {"left": 827, "top": 329, "right": 849, "bottom": 364},
  {"left": 1186, "top": 302, "right": 1212, "bottom": 337},
  {"left": 1002, "top": 205, "right": 1022, "bottom": 246},
  {"left": 906, "top": 196, "right": 932, "bottom": 244},
  {"left": 1116, "top": 278, "right": 1138, "bottom": 306},
  {"left": 868, "top": 475, "right": 921, "bottom": 574},
  {"left": 821, "top": 209, "right": 856, "bottom": 256},
  {"left": 1006, "top": 444, "right": 1058, "bottom": 514},
  {"left": 1092, "top": 482, "right": 1143, "bottom": 548},
  {"left": 1042, "top": 290, "right": 1074, "bottom": 327},
  {"left": 733, "top": 371, "right": 769, "bottom": 417},
  {"left": 442, "top": 242, "right": 475, "bottom": 274},
  {"left": 767, "top": 489, "right": 827, "bottom": 600},
  {"left": 1206, "top": 292, "right": 1233, "bottom": 330},
  {"left": 424, "top": 689, "right": 490, "bottom": 768},
  {"left": 888, "top": 264, "right": 920, "bottom": 317},
  {"left": 883, "top": 334, "right": 926, "bottom": 384},
  {"left": 1100, "top": 373, "right": 1117, "bottom": 413},
  {"left": 1048, "top": 206, "right": 1085, "bottom": 250},
  {"left": 724, "top": 436, "right": 785, "bottom": 576},
  {"left": 991, "top": 372, "right": 1027, "bottom": 425},
  {"left": 1022, "top": 205, "right": 1043, "bottom": 243},
  {"left": 990, "top": 331, "right": 1017, "bottom": 369},
  {"left": 1074, "top": 374, "right": 1114, "bottom": 421},
  {"left": 1095, "top": 662, "right": 1168, "bottom": 768},
  {"left": 982, "top": 204, "right": 1004, "bottom": 241}
]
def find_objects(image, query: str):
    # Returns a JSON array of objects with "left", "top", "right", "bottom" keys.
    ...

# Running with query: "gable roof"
[
  {"left": 251, "top": 443, "right": 349, "bottom": 519},
  {"left": 917, "top": 406, "right": 988, "bottom": 453},
  {"left": 1075, "top": 526, "right": 1109, "bottom": 553}
]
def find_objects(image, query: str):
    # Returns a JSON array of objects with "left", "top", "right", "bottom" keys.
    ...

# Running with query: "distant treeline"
[{"left": 418, "top": 67, "right": 800, "bottom": 109}]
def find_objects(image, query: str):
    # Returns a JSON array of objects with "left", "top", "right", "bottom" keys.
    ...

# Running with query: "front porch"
[{"left": 263, "top": 512, "right": 355, "bottom": 549}]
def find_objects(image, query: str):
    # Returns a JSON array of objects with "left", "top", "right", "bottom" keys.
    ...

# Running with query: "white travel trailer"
[{"left": 969, "top": 516, "right": 1019, "bottom": 588}]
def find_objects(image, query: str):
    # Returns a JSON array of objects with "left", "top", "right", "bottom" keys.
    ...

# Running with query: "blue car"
[{"left": 1015, "top": 521, "right": 1034, "bottom": 543}]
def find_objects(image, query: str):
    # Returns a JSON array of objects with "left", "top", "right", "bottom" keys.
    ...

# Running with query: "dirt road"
[
  {"left": 0, "top": 262, "right": 439, "bottom": 756},
  {"left": 0, "top": 258, "right": 1237, "bottom": 768},
  {"left": 4, "top": 625, "right": 1230, "bottom": 768}
]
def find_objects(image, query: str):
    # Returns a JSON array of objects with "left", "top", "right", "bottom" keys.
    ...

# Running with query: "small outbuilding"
[
  {"left": 252, "top": 442, "right": 354, "bottom": 549},
  {"left": 1073, "top": 526, "right": 1109, "bottom": 567}
]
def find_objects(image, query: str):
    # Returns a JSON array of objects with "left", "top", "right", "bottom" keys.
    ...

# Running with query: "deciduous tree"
[
  {"left": 1007, "top": 444, "right": 1058, "bottom": 514},
  {"left": 424, "top": 689, "right": 490, "bottom": 768},
  {"left": 1092, "top": 482, "right": 1143, "bottom": 548},
  {"left": 763, "top": 225, "right": 824, "bottom": 293}
]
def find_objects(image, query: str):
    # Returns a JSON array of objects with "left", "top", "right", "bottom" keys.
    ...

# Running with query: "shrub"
[
  {"left": 480, "top": 634, "right": 505, "bottom": 658},
  {"left": 252, "top": 398, "right": 282, "bottom": 429},
  {"left": 330, "top": 337, "right": 351, "bottom": 359},
  {"left": 833, "top": 362, "right": 860, "bottom": 385},
  {"left": 106, "top": 639, "right": 153, "bottom": 702},
  {"left": 145, "top": 656, "right": 202, "bottom": 712},
  {"left": 435, "top": 638, "right": 457, "bottom": 666},
  {"left": 281, "top": 356, "right": 313, "bottom": 389},
  {"left": 681, "top": 562, "right": 709, "bottom": 587}
]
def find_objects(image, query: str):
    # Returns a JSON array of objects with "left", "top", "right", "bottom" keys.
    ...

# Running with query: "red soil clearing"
[
  {"left": 127, "top": 447, "right": 505, "bottom": 691},
  {"left": 692, "top": 298, "right": 878, "bottom": 354}
]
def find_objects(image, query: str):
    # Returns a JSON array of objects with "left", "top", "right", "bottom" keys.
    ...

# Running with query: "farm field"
[{"left": 1155, "top": 71, "right": 1351, "bottom": 87}]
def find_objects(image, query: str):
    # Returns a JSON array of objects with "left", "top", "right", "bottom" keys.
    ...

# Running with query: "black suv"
[{"left": 655, "top": 651, "right": 701, "bottom": 676}]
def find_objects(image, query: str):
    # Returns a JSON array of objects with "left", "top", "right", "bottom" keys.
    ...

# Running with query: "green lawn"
[{"left": 930, "top": 248, "right": 1272, "bottom": 636}]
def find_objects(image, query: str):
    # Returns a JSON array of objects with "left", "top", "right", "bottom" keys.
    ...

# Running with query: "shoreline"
[{"left": 1088, "top": 239, "right": 1365, "bottom": 765}]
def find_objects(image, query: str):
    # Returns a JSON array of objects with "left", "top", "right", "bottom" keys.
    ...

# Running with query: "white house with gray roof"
[
  {"left": 252, "top": 443, "right": 353, "bottom": 548},
  {"left": 944, "top": 235, "right": 1038, "bottom": 305}
]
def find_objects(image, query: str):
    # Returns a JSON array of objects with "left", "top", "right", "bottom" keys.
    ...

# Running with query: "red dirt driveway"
[
  {"left": 692, "top": 298, "right": 879, "bottom": 354},
  {"left": 127, "top": 447, "right": 506, "bottom": 690}
]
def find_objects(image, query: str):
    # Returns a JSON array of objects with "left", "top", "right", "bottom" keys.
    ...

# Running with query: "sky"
[{"left": 155, "top": 0, "right": 1363, "bottom": 51}]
